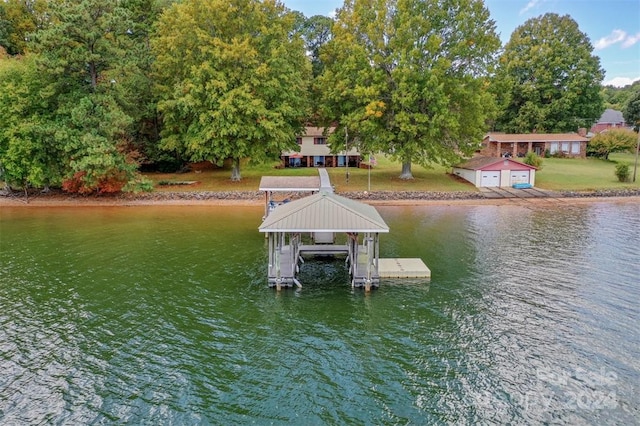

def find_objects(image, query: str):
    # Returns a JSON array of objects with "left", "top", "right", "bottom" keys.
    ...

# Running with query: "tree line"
[{"left": 0, "top": 0, "right": 636, "bottom": 193}]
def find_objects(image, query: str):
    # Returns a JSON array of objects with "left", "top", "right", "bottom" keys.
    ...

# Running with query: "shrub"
[
  {"left": 123, "top": 176, "right": 155, "bottom": 193},
  {"left": 62, "top": 170, "right": 128, "bottom": 194},
  {"left": 62, "top": 171, "right": 92, "bottom": 194},
  {"left": 523, "top": 151, "right": 543, "bottom": 169},
  {"left": 157, "top": 180, "right": 196, "bottom": 186},
  {"left": 615, "top": 163, "right": 630, "bottom": 182},
  {"left": 587, "top": 128, "right": 637, "bottom": 159}
]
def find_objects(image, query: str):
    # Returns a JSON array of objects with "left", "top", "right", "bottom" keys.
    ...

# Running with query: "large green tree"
[
  {"left": 623, "top": 88, "right": 640, "bottom": 131},
  {"left": 152, "top": 0, "right": 311, "bottom": 181},
  {"left": 28, "top": 0, "right": 136, "bottom": 192},
  {"left": 317, "top": 0, "right": 500, "bottom": 179},
  {"left": 0, "top": 0, "right": 49, "bottom": 55},
  {"left": 26, "top": 0, "right": 154, "bottom": 193},
  {"left": 289, "top": 12, "right": 334, "bottom": 123},
  {"left": 0, "top": 54, "right": 64, "bottom": 191},
  {"left": 623, "top": 88, "right": 640, "bottom": 181},
  {"left": 116, "top": 0, "right": 174, "bottom": 168},
  {"left": 494, "top": 13, "right": 604, "bottom": 133},
  {"left": 296, "top": 14, "right": 334, "bottom": 78}
]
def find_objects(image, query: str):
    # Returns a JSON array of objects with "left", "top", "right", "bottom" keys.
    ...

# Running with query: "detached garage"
[{"left": 452, "top": 157, "right": 537, "bottom": 188}]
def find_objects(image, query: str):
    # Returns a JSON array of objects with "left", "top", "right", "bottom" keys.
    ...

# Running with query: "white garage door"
[
  {"left": 510, "top": 171, "right": 530, "bottom": 185},
  {"left": 480, "top": 171, "right": 500, "bottom": 187}
]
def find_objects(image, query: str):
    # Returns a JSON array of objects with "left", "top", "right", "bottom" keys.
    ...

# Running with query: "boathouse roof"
[
  {"left": 259, "top": 191, "right": 389, "bottom": 233},
  {"left": 259, "top": 176, "right": 321, "bottom": 192},
  {"left": 455, "top": 156, "right": 537, "bottom": 171}
]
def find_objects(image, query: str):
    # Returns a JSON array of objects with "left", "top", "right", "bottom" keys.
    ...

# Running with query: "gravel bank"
[{"left": 2, "top": 188, "right": 640, "bottom": 206}]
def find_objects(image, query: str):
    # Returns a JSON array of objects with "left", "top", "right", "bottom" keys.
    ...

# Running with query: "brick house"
[
  {"left": 480, "top": 133, "right": 589, "bottom": 158},
  {"left": 590, "top": 109, "right": 626, "bottom": 134}
]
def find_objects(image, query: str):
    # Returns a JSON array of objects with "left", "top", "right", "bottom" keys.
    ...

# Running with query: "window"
[
  {"left": 289, "top": 157, "right": 301, "bottom": 167},
  {"left": 296, "top": 137, "right": 302, "bottom": 145},
  {"left": 571, "top": 142, "right": 580, "bottom": 154},
  {"left": 561, "top": 142, "right": 569, "bottom": 152},
  {"left": 314, "top": 137, "right": 326, "bottom": 145},
  {"left": 549, "top": 142, "right": 558, "bottom": 154}
]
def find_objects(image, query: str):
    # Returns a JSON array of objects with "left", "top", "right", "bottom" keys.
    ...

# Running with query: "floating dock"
[{"left": 378, "top": 258, "right": 431, "bottom": 278}]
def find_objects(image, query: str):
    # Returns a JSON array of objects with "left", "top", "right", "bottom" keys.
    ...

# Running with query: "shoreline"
[{"left": 2, "top": 189, "right": 639, "bottom": 208}]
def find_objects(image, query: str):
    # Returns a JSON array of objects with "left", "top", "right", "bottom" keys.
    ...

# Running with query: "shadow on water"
[{"left": 296, "top": 256, "right": 350, "bottom": 287}]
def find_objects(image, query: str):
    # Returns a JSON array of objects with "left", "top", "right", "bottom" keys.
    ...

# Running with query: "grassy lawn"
[
  {"left": 144, "top": 152, "right": 640, "bottom": 193},
  {"left": 148, "top": 161, "right": 316, "bottom": 192},
  {"left": 326, "top": 155, "right": 474, "bottom": 192},
  {"left": 535, "top": 153, "right": 640, "bottom": 191},
  {"left": 145, "top": 155, "right": 476, "bottom": 192}
]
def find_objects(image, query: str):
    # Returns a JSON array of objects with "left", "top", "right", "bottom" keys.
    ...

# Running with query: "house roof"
[
  {"left": 485, "top": 133, "right": 589, "bottom": 143},
  {"left": 259, "top": 176, "right": 320, "bottom": 192},
  {"left": 300, "top": 126, "right": 335, "bottom": 137},
  {"left": 597, "top": 109, "right": 625, "bottom": 124},
  {"left": 454, "top": 156, "right": 537, "bottom": 171},
  {"left": 259, "top": 191, "right": 389, "bottom": 233}
]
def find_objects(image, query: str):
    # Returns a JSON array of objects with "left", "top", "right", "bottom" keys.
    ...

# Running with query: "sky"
[{"left": 281, "top": 0, "right": 640, "bottom": 87}]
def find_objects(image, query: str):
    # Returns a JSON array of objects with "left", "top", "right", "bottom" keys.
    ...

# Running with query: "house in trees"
[
  {"left": 281, "top": 127, "right": 361, "bottom": 168},
  {"left": 480, "top": 133, "right": 589, "bottom": 158},
  {"left": 590, "top": 109, "right": 627, "bottom": 134}
]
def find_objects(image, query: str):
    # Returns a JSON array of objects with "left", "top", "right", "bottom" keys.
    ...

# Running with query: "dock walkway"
[{"left": 480, "top": 186, "right": 560, "bottom": 199}]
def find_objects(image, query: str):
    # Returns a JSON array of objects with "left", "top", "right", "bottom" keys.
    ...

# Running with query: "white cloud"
[
  {"left": 595, "top": 30, "right": 640, "bottom": 50},
  {"left": 595, "top": 30, "right": 627, "bottom": 50},
  {"left": 520, "top": 0, "right": 541, "bottom": 15},
  {"left": 603, "top": 76, "right": 640, "bottom": 87},
  {"left": 621, "top": 32, "right": 640, "bottom": 48}
]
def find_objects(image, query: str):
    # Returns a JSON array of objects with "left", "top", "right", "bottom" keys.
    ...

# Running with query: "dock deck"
[{"left": 378, "top": 258, "right": 431, "bottom": 278}]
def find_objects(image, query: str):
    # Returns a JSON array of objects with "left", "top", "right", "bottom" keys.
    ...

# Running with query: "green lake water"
[{"left": 1, "top": 202, "right": 638, "bottom": 424}]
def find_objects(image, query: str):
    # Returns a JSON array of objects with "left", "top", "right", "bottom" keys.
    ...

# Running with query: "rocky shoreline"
[
  {"left": 130, "top": 189, "right": 492, "bottom": 202},
  {"left": 557, "top": 188, "right": 640, "bottom": 198},
  {"left": 2, "top": 187, "right": 640, "bottom": 204}
]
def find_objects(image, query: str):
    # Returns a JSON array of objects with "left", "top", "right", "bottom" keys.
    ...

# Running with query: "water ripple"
[{"left": 1, "top": 203, "right": 638, "bottom": 424}]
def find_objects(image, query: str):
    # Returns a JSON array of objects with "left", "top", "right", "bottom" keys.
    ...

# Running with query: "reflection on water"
[{"left": 1, "top": 202, "right": 638, "bottom": 424}]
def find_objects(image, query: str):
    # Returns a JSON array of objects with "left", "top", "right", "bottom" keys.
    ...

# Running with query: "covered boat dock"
[{"left": 258, "top": 191, "right": 390, "bottom": 291}]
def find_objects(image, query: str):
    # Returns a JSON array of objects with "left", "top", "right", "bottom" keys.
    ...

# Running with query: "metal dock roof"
[
  {"left": 259, "top": 191, "right": 389, "bottom": 233},
  {"left": 258, "top": 176, "right": 320, "bottom": 192}
]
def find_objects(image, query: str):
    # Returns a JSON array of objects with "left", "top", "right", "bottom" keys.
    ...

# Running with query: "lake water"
[{"left": 1, "top": 201, "right": 638, "bottom": 424}]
